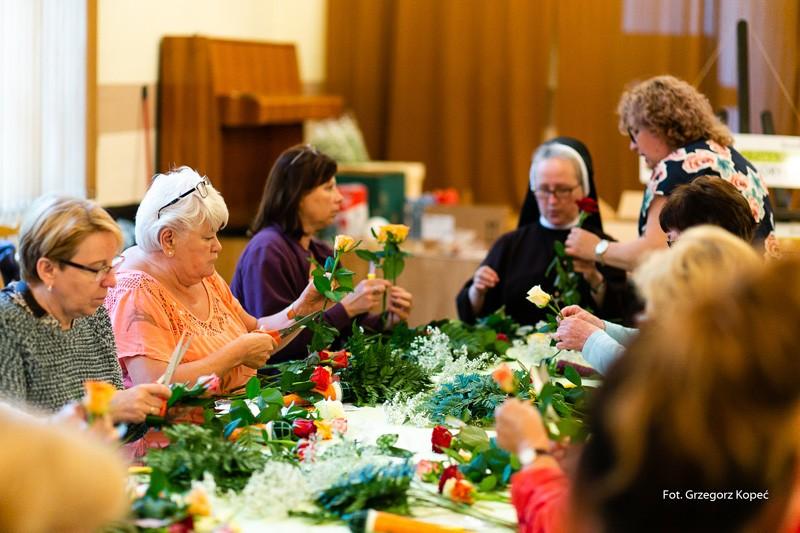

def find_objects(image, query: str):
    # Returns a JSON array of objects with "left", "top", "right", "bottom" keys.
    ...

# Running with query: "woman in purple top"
[{"left": 231, "top": 145, "right": 413, "bottom": 362}]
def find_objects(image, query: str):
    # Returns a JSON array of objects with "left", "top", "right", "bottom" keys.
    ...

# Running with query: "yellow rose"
[
  {"left": 314, "top": 419, "right": 334, "bottom": 440},
  {"left": 334, "top": 234, "right": 357, "bottom": 253},
  {"left": 377, "top": 224, "right": 410, "bottom": 244},
  {"left": 526, "top": 285, "right": 551, "bottom": 308},
  {"left": 186, "top": 487, "right": 212, "bottom": 517},
  {"left": 83, "top": 380, "right": 117, "bottom": 416}
]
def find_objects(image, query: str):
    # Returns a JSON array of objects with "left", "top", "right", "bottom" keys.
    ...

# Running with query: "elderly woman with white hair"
[{"left": 105, "top": 167, "right": 322, "bottom": 394}]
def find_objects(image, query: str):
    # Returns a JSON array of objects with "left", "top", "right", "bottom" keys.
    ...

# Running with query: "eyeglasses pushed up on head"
[
  {"left": 156, "top": 177, "right": 210, "bottom": 219},
  {"left": 288, "top": 144, "right": 320, "bottom": 166},
  {"left": 59, "top": 255, "right": 125, "bottom": 282}
]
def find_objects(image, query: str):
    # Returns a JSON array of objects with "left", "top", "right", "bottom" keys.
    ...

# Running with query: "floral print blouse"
[{"left": 638, "top": 139, "right": 779, "bottom": 257}]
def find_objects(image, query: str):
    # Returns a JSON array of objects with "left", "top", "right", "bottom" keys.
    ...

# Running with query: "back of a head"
[
  {"left": 574, "top": 257, "right": 800, "bottom": 533},
  {"left": 0, "top": 405, "right": 128, "bottom": 532},
  {"left": 633, "top": 225, "right": 761, "bottom": 317},
  {"left": 659, "top": 176, "right": 757, "bottom": 243}
]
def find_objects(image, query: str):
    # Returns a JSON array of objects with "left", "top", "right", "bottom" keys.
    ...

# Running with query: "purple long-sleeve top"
[{"left": 230, "top": 225, "right": 379, "bottom": 362}]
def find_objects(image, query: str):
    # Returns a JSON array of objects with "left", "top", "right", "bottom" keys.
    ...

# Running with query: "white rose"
[
  {"left": 526, "top": 285, "right": 551, "bottom": 308},
  {"left": 314, "top": 399, "right": 346, "bottom": 420}
]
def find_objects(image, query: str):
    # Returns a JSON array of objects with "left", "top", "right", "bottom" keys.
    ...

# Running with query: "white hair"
[
  {"left": 528, "top": 143, "right": 590, "bottom": 194},
  {"left": 135, "top": 167, "right": 229, "bottom": 252}
]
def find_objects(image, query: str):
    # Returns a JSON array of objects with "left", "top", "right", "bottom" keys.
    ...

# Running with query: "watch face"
[{"left": 595, "top": 240, "right": 609, "bottom": 255}]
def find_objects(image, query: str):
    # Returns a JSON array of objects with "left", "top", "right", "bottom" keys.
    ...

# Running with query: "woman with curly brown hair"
[{"left": 565, "top": 75, "right": 777, "bottom": 270}]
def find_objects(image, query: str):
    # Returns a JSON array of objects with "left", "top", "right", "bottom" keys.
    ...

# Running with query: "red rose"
[
  {"left": 292, "top": 418, "right": 317, "bottom": 439},
  {"left": 438, "top": 464, "right": 464, "bottom": 493},
  {"left": 496, "top": 333, "right": 509, "bottom": 342},
  {"left": 576, "top": 197, "right": 599, "bottom": 214},
  {"left": 310, "top": 366, "right": 332, "bottom": 393},
  {"left": 331, "top": 351, "right": 349, "bottom": 369},
  {"left": 320, "top": 349, "right": 349, "bottom": 369},
  {"left": 431, "top": 425, "right": 453, "bottom": 453}
]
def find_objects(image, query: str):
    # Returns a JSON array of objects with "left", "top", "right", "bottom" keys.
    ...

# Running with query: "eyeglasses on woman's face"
[
  {"left": 157, "top": 177, "right": 210, "bottom": 219},
  {"left": 533, "top": 185, "right": 580, "bottom": 200},
  {"left": 628, "top": 127, "right": 639, "bottom": 145},
  {"left": 59, "top": 255, "right": 124, "bottom": 282}
]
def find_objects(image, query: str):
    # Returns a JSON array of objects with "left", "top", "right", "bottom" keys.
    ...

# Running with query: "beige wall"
[{"left": 95, "top": 0, "right": 327, "bottom": 206}]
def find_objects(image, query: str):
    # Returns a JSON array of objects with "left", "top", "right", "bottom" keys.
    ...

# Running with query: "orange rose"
[
  {"left": 186, "top": 487, "right": 211, "bottom": 516},
  {"left": 283, "top": 393, "right": 311, "bottom": 407},
  {"left": 83, "top": 381, "right": 117, "bottom": 416},
  {"left": 492, "top": 364, "right": 516, "bottom": 393}
]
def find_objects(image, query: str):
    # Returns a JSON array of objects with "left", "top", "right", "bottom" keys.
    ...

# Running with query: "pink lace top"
[{"left": 105, "top": 270, "right": 253, "bottom": 392}]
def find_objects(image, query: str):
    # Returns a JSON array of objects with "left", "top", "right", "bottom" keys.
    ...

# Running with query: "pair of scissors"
[{"left": 157, "top": 331, "right": 192, "bottom": 385}]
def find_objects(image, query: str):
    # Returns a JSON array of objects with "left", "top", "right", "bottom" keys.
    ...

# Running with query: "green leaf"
[
  {"left": 553, "top": 240, "right": 565, "bottom": 254},
  {"left": 382, "top": 254, "right": 405, "bottom": 281},
  {"left": 564, "top": 365, "right": 582, "bottom": 386},
  {"left": 313, "top": 275, "right": 332, "bottom": 295},
  {"left": 457, "top": 425, "right": 491, "bottom": 452},
  {"left": 355, "top": 249, "right": 378, "bottom": 263},
  {"left": 245, "top": 376, "right": 261, "bottom": 399},
  {"left": 260, "top": 387, "right": 283, "bottom": 405},
  {"left": 478, "top": 474, "right": 498, "bottom": 491}
]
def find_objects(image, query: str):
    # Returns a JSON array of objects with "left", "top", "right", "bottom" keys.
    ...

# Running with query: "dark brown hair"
[
  {"left": 250, "top": 144, "right": 337, "bottom": 237},
  {"left": 659, "top": 176, "right": 756, "bottom": 243},
  {"left": 572, "top": 258, "right": 800, "bottom": 533}
]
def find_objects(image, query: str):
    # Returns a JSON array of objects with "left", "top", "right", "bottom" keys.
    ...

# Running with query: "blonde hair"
[
  {"left": 0, "top": 404, "right": 128, "bottom": 532},
  {"left": 135, "top": 167, "right": 228, "bottom": 252},
  {"left": 575, "top": 257, "right": 800, "bottom": 532},
  {"left": 617, "top": 75, "right": 733, "bottom": 149},
  {"left": 632, "top": 225, "right": 761, "bottom": 316},
  {"left": 18, "top": 196, "right": 123, "bottom": 284}
]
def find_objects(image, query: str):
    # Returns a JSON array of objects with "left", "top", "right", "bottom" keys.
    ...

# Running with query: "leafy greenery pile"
[
  {"left": 341, "top": 325, "right": 431, "bottom": 406},
  {"left": 315, "top": 462, "right": 415, "bottom": 518},
  {"left": 423, "top": 373, "right": 516, "bottom": 426},
  {"left": 145, "top": 424, "right": 270, "bottom": 493}
]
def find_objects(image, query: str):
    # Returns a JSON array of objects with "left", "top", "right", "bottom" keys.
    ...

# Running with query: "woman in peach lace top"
[{"left": 105, "top": 167, "right": 322, "bottom": 393}]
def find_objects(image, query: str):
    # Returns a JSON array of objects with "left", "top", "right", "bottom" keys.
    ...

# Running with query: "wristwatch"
[
  {"left": 594, "top": 239, "right": 609, "bottom": 265},
  {"left": 518, "top": 445, "right": 552, "bottom": 467}
]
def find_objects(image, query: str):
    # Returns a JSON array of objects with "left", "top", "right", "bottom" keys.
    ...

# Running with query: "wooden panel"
[{"left": 220, "top": 125, "right": 303, "bottom": 230}]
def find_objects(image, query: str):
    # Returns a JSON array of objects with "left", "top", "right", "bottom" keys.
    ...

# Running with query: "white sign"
[{"left": 638, "top": 134, "right": 800, "bottom": 189}]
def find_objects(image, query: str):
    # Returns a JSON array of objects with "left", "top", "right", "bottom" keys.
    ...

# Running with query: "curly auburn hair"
[{"left": 617, "top": 75, "right": 733, "bottom": 150}]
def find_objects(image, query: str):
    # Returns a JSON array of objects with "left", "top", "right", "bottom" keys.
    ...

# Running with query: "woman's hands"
[
  {"left": 467, "top": 265, "right": 500, "bottom": 314},
  {"left": 233, "top": 331, "right": 279, "bottom": 369},
  {"left": 386, "top": 286, "right": 413, "bottom": 325},
  {"left": 564, "top": 227, "right": 602, "bottom": 262},
  {"left": 109, "top": 383, "right": 171, "bottom": 424},
  {"left": 341, "top": 278, "right": 391, "bottom": 318},
  {"left": 495, "top": 398, "right": 552, "bottom": 455},
  {"left": 293, "top": 279, "right": 326, "bottom": 317}
]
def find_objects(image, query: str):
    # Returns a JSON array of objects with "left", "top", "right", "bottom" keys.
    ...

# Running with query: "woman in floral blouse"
[{"left": 565, "top": 75, "right": 777, "bottom": 270}]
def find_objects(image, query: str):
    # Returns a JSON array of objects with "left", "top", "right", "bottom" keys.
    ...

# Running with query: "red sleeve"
[{"left": 511, "top": 466, "right": 570, "bottom": 533}]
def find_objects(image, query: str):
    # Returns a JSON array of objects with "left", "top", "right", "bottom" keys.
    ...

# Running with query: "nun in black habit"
[{"left": 456, "top": 137, "right": 628, "bottom": 326}]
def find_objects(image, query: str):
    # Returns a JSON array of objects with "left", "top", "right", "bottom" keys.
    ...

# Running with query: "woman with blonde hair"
[
  {"left": 555, "top": 225, "right": 762, "bottom": 374},
  {"left": 497, "top": 256, "right": 800, "bottom": 532},
  {"left": 0, "top": 195, "right": 170, "bottom": 423},
  {"left": 565, "top": 75, "right": 777, "bottom": 270},
  {"left": 0, "top": 403, "right": 128, "bottom": 533}
]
